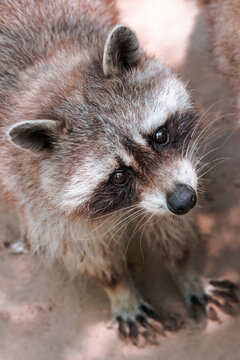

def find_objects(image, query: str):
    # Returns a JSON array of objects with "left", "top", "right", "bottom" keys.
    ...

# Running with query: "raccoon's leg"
[
  {"left": 168, "top": 261, "right": 208, "bottom": 322},
  {"left": 79, "top": 223, "right": 175, "bottom": 345},
  {"left": 84, "top": 248, "right": 167, "bottom": 344}
]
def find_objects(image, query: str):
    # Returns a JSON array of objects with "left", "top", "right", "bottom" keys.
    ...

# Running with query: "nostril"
[
  {"left": 167, "top": 184, "right": 197, "bottom": 215},
  {"left": 176, "top": 208, "right": 185, "bottom": 215}
]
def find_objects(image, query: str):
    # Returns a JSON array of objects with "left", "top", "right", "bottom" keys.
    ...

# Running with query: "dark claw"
[
  {"left": 128, "top": 319, "right": 138, "bottom": 345},
  {"left": 140, "top": 303, "right": 160, "bottom": 322},
  {"left": 209, "top": 279, "right": 239, "bottom": 291},
  {"left": 208, "top": 297, "right": 238, "bottom": 316},
  {"left": 213, "top": 289, "right": 239, "bottom": 303},
  {"left": 116, "top": 316, "right": 128, "bottom": 339}
]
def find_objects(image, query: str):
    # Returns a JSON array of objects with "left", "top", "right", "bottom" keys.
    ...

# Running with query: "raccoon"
[{"left": 0, "top": 0, "right": 238, "bottom": 344}]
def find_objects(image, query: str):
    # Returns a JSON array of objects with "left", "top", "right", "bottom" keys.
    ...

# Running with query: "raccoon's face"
[{"left": 7, "top": 25, "right": 199, "bottom": 219}]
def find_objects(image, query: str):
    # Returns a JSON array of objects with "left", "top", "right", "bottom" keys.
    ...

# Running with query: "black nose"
[{"left": 167, "top": 184, "right": 197, "bottom": 215}]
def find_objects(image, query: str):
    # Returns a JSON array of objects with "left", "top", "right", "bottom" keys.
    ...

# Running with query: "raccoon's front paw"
[
  {"left": 186, "top": 278, "right": 240, "bottom": 324},
  {"left": 106, "top": 281, "right": 183, "bottom": 345},
  {"left": 205, "top": 278, "right": 240, "bottom": 320},
  {"left": 113, "top": 300, "right": 168, "bottom": 346}
]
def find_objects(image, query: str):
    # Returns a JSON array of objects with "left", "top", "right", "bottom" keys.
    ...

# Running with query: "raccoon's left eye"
[
  {"left": 111, "top": 170, "right": 127, "bottom": 186},
  {"left": 153, "top": 127, "right": 169, "bottom": 145}
]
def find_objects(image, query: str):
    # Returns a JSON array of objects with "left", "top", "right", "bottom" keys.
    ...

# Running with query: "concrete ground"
[{"left": 1, "top": 1, "right": 240, "bottom": 359}]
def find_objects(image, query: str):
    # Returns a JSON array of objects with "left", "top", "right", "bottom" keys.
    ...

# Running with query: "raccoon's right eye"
[
  {"left": 153, "top": 127, "right": 169, "bottom": 145},
  {"left": 111, "top": 170, "right": 127, "bottom": 186}
]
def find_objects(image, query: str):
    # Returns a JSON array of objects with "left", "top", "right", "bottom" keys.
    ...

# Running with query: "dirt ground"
[{"left": 1, "top": 1, "right": 240, "bottom": 359}]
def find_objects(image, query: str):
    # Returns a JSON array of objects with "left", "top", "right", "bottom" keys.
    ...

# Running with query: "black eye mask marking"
[
  {"left": 86, "top": 169, "right": 138, "bottom": 217},
  {"left": 145, "top": 111, "right": 197, "bottom": 153}
]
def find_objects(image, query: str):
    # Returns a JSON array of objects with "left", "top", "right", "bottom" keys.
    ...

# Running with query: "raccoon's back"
[{"left": 0, "top": 0, "right": 117, "bottom": 91}]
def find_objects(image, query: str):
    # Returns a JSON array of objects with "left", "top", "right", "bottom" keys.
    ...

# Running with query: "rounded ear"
[
  {"left": 103, "top": 24, "right": 141, "bottom": 77},
  {"left": 7, "top": 120, "right": 57, "bottom": 153}
]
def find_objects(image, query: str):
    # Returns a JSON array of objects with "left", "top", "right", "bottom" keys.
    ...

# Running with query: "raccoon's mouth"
[{"left": 166, "top": 184, "right": 197, "bottom": 215}]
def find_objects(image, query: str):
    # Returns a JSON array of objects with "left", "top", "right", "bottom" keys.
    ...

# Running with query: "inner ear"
[
  {"left": 7, "top": 120, "right": 57, "bottom": 153},
  {"left": 103, "top": 25, "right": 141, "bottom": 77}
]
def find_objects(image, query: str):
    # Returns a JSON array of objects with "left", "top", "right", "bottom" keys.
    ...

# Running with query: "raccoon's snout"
[{"left": 167, "top": 184, "right": 197, "bottom": 215}]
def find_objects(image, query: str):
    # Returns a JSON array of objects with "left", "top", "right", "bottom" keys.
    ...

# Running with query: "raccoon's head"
[{"left": 7, "top": 25, "right": 199, "bottom": 219}]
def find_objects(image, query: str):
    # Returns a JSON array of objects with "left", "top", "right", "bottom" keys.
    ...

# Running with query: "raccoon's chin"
[{"left": 166, "top": 184, "right": 197, "bottom": 215}]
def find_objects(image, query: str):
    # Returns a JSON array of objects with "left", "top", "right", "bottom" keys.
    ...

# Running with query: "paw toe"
[
  {"left": 207, "top": 306, "right": 220, "bottom": 322},
  {"left": 205, "top": 278, "right": 240, "bottom": 318},
  {"left": 209, "top": 279, "right": 239, "bottom": 291},
  {"left": 116, "top": 316, "right": 128, "bottom": 340},
  {"left": 128, "top": 319, "right": 138, "bottom": 344}
]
